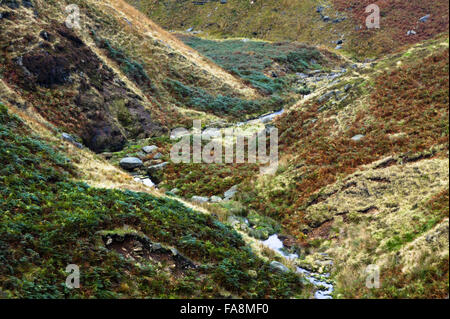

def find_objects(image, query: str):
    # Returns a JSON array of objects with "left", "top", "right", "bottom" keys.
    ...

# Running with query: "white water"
[{"left": 261, "top": 234, "right": 334, "bottom": 299}]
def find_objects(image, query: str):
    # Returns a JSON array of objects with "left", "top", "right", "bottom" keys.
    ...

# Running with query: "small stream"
[
  {"left": 169, "top": 108, "right": 335, "bottom": 298},
  {"left": 261, "top": 234, "right": 334, "bottom": 299}
]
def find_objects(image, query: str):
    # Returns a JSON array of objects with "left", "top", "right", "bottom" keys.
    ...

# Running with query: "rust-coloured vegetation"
[
  {"left": 242, "top": 48, "right": 449, "bottom": 239},
  {"left": 332, "top": 0, "right": 450, "bottom": 56}
]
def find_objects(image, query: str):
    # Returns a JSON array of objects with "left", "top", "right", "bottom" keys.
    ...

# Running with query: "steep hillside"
[
  {"left": 0, "top": 0, "right": 278, "bottom": 154},
  {"left": 132, "top": 0, "right": 449, "bottom": 58}
]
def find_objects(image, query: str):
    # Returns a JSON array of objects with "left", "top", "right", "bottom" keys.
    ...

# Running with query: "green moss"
[{"left": 164, "top": 78, "right": 283, "bottom": 120}]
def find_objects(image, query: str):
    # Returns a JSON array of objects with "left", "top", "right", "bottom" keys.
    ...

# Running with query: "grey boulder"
[
  {"left": 270, "top": 261, "right": 290, "bottom": 273},
  {"left": 224, "top": 185, "right": 239, "bottom": 200},
  {"left": 119, "top": 157, "right": 143, "bottom": 170},
  {"left": 191, "top": 196, "right": 209, "bottom": 203},
  {"left": 61, "top": 133, "right": 83, "bottom": 149},
  {"left": 143, "top": 145, "right": 158, "bottom": 154}
]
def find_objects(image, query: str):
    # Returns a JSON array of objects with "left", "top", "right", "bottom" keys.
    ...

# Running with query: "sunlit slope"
[{"left": 133, "top": 0, "right": 449, "bottom": 58}]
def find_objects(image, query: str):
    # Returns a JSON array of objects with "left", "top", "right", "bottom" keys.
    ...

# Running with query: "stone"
[
  {"left": 191, "top": 196, "right": 209, "bottom": 203},
  {"left": 318, "top": 91, "right": 335, "bottom": 103},
  {"left": 143, "top": 145, "right": 158, "bottom": 154},
  {"left": 419, "top": 14, "right": 430, "bottom": 23},
  {"left": 224, "top": 185, "right": 239, "bottom": 200},
  {"left": 335, "top": 45, "right": 342, "bottom": 50},
  {"left": 61, "top": 133, "right": 83, "bottom": 149},
  {"left": 153, "top": 152, "right": 163, "bottom": 160},
  {"left": 136, "top": 151, "right": 146, "bottom": 159},
  {"left": 142, "top": 178, "right": 155, "bottom": 187},
  {"left": 119, "top": 157, "right": 143, "bottom": 170},
  {"left": 210, "top": 196, "right": 223, "bottom": 203},
  {"left": 147, "top": 162, "right": 168, "bottom": 173},
  {"left": 270, "top": 261, "right": 290, "bottom": 273},
  {"left": 351, "top": 134, "right": 365, "bottom": 141},
  {"left": 170, "top": 188, "right": 180, "bottom": 194},
  {"left": 407, "top": 30, "right": 417, "bottom": 36}
]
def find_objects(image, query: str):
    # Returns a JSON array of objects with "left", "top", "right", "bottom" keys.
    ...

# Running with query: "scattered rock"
[
  {"left": 224, "top": 185, "right": 239, "bottom": 200},
  {"left": 419, "top": 14, "right": 430, "bottom": 23},
  {"left": 100, "top": 232, "right": 196, "bottom": 270},
  {"left": 210, "top": 196, "right": 223, "bottom": 203},
  {"left": 147, "top": 162, "right": 168, "bottom": 173},
  {"left": 119, "top": 157, "right": 143, "bottom": 170},
  {"left": 318, "top": 91, "right": 335, "bottom": 103},
  {"left": 333, "top": 17, "right": 346, "bottom": 23},
  {"left": 407, "top": 30, "right": 417, "bottom": 36},
  {"left": 270, "top": 261, "right": 290, "bottom": 273},
  {"left": 143, "top": 145, "right": 158, "bottom": 154},
  {"left": 170, "top": 188, "right": 180, "bottom": 194},
  {"left": 153, "top": 152, "right": 163, "bottom": 160},
  {"left": 351, "top": 134, "right": 365, "bottom": 141},
  {"left": 61, "top": 133, "right": 83, "bottom": 149},
  {"left": 296, "top": 72, "right": 308, "bottom": 78},
  {"left": 191, "top": 196, "right": 209, "bottom": 203},
  {"left": 142, "top": 178, "right": 155, "bottom": 187}
]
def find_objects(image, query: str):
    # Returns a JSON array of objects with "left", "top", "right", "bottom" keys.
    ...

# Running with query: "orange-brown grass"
[
  {"left": 425, "top": 188, "right": 450, "bottom": 219},
  {"left": 242, "top": 48, "right": 449, "bottom": 240},
  {"left": 332, "top": 0, "right": 449, "bottom": 57}
]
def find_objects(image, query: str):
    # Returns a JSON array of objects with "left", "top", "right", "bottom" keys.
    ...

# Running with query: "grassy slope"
[
  {"left": 0, "top": 103, "right": 307, "bottom": 298},
  {"left": 236, "top": 36, "right": 449, "bottom": 297},
  {"left": 133, "top": 0, "right": 449, "bottom": 58}
]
